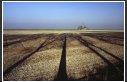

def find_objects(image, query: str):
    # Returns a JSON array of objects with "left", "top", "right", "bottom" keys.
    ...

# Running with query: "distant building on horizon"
[{"left": 77, "top": 24, "right": 88, "bottom": 30}]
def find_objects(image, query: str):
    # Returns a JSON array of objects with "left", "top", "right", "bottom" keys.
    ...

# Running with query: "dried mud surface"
[{"left": 3, "top": 33, "right": 124, "bottom": 81}]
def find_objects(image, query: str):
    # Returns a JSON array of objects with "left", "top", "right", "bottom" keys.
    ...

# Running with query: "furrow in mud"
[
  {"left": 3, "top": 34, "right": 52, "bottom": 47},
  {"left": 65, "top": 34, "right": 107, "bottom": 80},
  {"left": 3, "top": 34, "right": 64, "bottom": 81},
  {"left": 74, "top": 35, "right": 124, "bottom": 80},
  {"left": 80, "top": 35, "right": 124, "bottom": 61},
  {"left": 3, "top": 34, "right": 55, "bottom": 76},
  {"left": 81, "top": 33, "right": 124, "bottom": 46}
]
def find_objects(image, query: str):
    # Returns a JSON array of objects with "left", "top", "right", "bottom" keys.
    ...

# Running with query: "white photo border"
[{"left": 2, "top": 1, "right": 125, "bottom": 82}]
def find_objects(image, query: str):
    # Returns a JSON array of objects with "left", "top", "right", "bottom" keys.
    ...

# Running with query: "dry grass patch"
[
  {"left": 3, "top": 36, "right": 47, "bottom": 72},
  {"left": 66, "top": 37, "right": 107, "bottom": 80},
  {"left": 81, "top": 35, "right": 124, "bottom": 60},
  {"left": 4, "top": 37, "right": 63, "bottom": 81}
]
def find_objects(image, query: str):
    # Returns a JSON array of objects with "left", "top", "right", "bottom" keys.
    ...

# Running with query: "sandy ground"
[
  {"left": 3, "top": 32, "right": 124, "bottom": 81},
  {"left": 3, "top": 30, "right": 123, "bottom": 34}
]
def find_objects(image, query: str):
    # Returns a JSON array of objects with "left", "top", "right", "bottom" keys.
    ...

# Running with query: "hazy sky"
[{"left": 3, "top": 2, "right": 124, "bottom": 29}]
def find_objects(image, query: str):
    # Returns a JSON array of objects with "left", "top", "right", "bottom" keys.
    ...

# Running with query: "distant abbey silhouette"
[{"left": 77, "top": 24, "right": 88, "bottom": 30}]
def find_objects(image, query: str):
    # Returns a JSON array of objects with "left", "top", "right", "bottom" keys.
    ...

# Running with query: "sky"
[{"left": 3, "top": 2, "right": 124, "bottom": 30}]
